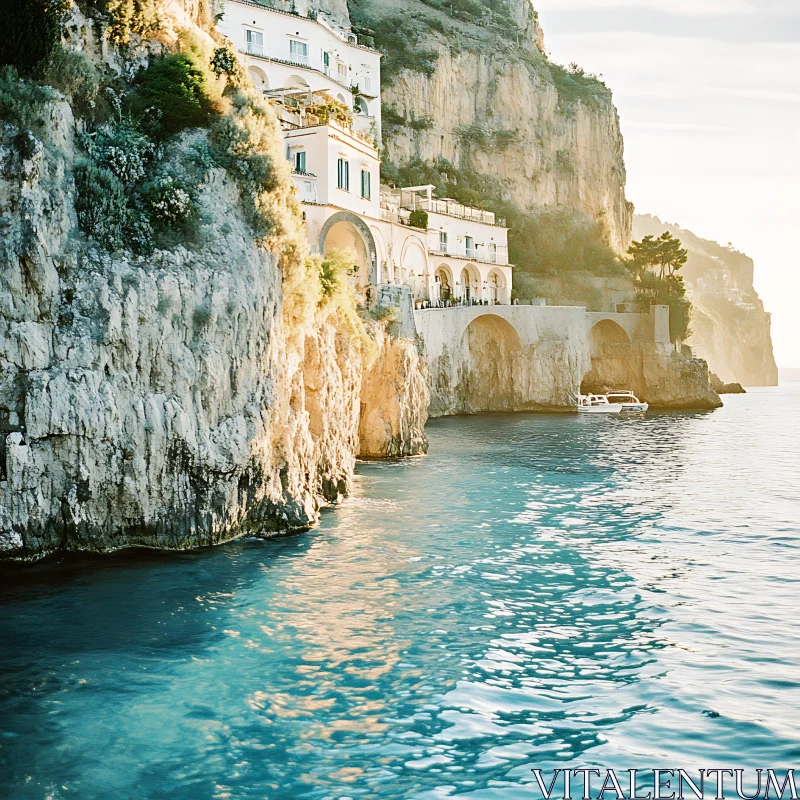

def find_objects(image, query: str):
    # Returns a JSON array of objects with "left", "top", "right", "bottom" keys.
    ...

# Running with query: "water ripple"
[{"left": 1, "top": 387, "right": 799, "bottom": 799}]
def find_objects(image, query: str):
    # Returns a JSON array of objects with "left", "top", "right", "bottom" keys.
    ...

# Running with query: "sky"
[{"left": 532, "top": 0, "right": 800, "bottom": 368}]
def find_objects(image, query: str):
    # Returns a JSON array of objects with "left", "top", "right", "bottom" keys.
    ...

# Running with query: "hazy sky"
[{"left": 533, "top": 0, "right": 800, "bottom": 368}]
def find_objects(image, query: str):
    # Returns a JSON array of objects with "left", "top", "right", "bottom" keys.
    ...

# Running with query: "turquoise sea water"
[{"left": 1, "top": 385, "right": 799, "bottom": 799}]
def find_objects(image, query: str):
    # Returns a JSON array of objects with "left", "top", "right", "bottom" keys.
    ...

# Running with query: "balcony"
[
  {"left": 428, "top": 246, "right": 509, "bottom": 266},
  {"left": 245, "top": 43, "right": 264, "bottom": 57},
  {"left": 383, "top": 188, "right": 507, "bottom": 228},
  {"left": 288, "top": 53, "right": 310, "bottom": 68}
]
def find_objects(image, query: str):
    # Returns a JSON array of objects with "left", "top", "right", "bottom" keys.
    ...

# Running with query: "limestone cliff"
[
  {"left": 349, "top": 0, "right": 632, "bottom": 253},
  {"left": 0, "top": 3, "right": 427, "bottom": 561},
  {"left": 634, "top": 215, "right": 778, "bottom": 386}
]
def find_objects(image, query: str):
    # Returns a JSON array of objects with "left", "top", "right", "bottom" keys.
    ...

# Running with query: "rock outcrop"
[
  {"left": 710, "top": 373, "right": 746, "bottom": 395},
  {"left": 358, "top": 326, "right": 429, "bottom": 457},
  {"left": 634, "top": 215, "right": 778, "bottom": 387},
  {"left": 0, "top": 5, "right": 427, "bottom": 562}
]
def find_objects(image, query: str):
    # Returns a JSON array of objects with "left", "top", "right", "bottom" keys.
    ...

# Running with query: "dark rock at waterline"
[{"left": 710, "top": 372, "right": 747, "bottom": 394}]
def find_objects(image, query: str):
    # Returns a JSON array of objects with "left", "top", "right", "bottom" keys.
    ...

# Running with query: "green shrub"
[
  {"left": 0, "top": 0, "right": 69, "bottom": 72},
  {"left": 74, "top": 162, "right": 128, "bottom": 249},
  {"left": 408, "top": 209, "right": 429, "bottom": 230},
  {"left": 210, "top": 46, "right": 243, "bottom": 86},
  {"left": 81, "top": 120, "right": 156, "bottom": 184},
  {"left": 90, "top": 0, "right": 161, "bottom": 45},
  {"left": 0, "top": 66, "right": 54, "bottom": 134},
  {"left": 36, "top": 48, "right": 99, "bottom": 116},
  {"left": 555, "top": 149, "right": 574, "bottom": 173},
  {"left": 142, "top": 175, "right": 195, "bottom": 228},
  {"left": 210, "top": 108, "right": 281, "bottom": 237},
  {"left": 348, "top": 3, "right": 439, "bottom": 85},
  {"left": 128, "top": 53, "right": 214, "bottom": 137},
  {"left": 192, "top": 301, "right": 212, "bottom": 333},
  {"left": 549, "top": 63, "right": 611, "bottom": 109},
  {"left": 493, "top": 129, "right": 519, "bottom": 151},
  {"left": 456, "top": 123, "right": 490, "bottom": 151}
]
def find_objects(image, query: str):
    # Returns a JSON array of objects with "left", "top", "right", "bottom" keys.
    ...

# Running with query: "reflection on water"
[{"left": 1, "top": 386, "right": 799, "bottom": 799}]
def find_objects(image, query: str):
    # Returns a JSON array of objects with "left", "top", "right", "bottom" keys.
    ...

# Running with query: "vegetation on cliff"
[
  {"left": 627, "top": 232, "right": 692, "bottom": 342},
  {"left": 381, "top": 156, "right": 625, "bottom": 309},
  {"left": 0, "top": 0, "right": 372, "bottom": 358}
]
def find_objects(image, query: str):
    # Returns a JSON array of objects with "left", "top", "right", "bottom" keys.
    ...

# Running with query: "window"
[
  {"left": 323, "top": 51, "right": 330, "bottom": 76},
  {"left": 439, "top": 231, "right": 448, "bottom": 252},
  {"left": 246, "top": 29, "right": 263, "bottom": 56},
  {"left": 293, "top": 151, "right": 306, "bottom": 173},
  {"left": 337, "top": 158, "right": 349, "bottom": 191},
  {"left": 338, "top": 62, "right": 347, "bottom": 79},
  {"left": 465, "top": 236, "right": 474, "bottom": 257},
  {"left": 489, "top": 242, "right": 497, "bottom": 263},
  {"left": 289, "top": 40, "right": 308, "bottom": 65},
  {"left": 363, "top": 76, "right": 371, "bottom": 93},
  {"left": 361, "top": 169, "right": 371, "bottom": 200}
]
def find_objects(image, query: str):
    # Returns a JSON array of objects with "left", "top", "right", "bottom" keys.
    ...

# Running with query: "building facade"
[{"left": 218, "top": 0, "right": 515, "bottom": 306}]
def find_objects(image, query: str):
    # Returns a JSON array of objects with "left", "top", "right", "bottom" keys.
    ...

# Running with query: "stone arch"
[
  {"left": 434, "top": 264, "right": 455, "bottom": 301},
  {"left": 581, "top": 319, "right": 637, "bottom": 393},
  {"left": 399, "top": 236, "right": 428, "bottom": 291},
  {"left": 285, "top": 74, "right": 310, "bottom": 90},
  {"left": 369, "top": 225, "right": 387, "bottom": 284},
  {"left": 248, "top": 65, "right": 269, "bottom": 91},
  {"left": 486, "top": 268, "right": 507, "bottom": 305},
  {"left": 319, "top": 211, "right": 377, "bottom": 287},
  {"left": 459, "top": 263, "right": 480, "bottom": 303},
  {"left": 460, "top": 314, "right": 524, "bottom": 412},
  {"left": 591, "top": 319, "right": 631, "bottom": 350}
]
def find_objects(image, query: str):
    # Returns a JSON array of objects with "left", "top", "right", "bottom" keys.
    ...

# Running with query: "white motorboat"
[
  {"left": 576, "top": 394, "right": 623, "bottom": 414},
  {"left": 605, "top": 391, "right": 649, "bottom": 413}
]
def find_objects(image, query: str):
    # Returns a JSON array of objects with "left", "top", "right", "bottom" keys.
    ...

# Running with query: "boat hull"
[
  {"left": 577, "top": 404, "right": 623, "bottom": 414},
  {"left": 620, "top": 403, "right": 649, "bottom": 413}
]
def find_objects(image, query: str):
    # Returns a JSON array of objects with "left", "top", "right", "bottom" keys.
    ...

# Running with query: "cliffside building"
[{"left": 217, "top": 0, "right": 515, "bottom": 305}]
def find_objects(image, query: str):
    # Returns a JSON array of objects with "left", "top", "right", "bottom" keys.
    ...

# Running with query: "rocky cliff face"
[
  {"left": 634, "top": 215, "right": 778, "bottom": 386},
  {"left": 0, "top": 5, "right": 427, "bottom": 562},
  {"left": 255, "top": 0, "right": 351, "bottom": 28},
  {"left": 350, "top": 0, "right": 632, "bottom": 253}
]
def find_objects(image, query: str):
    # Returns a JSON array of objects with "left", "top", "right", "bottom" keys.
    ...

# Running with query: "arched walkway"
[
  {"left": 459, "top": 264, "right": 480, "bottom": 303},
  {"left": 319, "top": 212, "right": 377, "bottom": 287},
  {"left": 460, "top": 314, "right": 523, "bottom": 411},
  {"left": 581, "top": 319, "right": 637, "bottom": 393},
  {"left": 285, "top": 74, "right": 310, "bottom": 90},
  {"left": 248, "top": 66, "right": 269, "bottom": 91},
  {"left": 434, "top": 264, "right": 455, "bottom": 303},
  {"left": 486, "top": 268, "right": 508, "bottom": 305}
]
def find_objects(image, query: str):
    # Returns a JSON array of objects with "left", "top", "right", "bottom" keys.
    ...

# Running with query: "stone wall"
[{"left": 415, "top": 306, "right": 721, "bottom": 414}]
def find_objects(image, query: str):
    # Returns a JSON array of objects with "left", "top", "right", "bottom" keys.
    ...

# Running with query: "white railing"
[
  {"left": 428, "top": 247, "right": 509, "bottom": 266},
  {"left": 246, "top": 43, "right": 264, "bottom": 56}
]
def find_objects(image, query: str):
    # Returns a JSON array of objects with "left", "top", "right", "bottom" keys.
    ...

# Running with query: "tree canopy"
[{"left": 627, "top": 231, "right": 688, "bottom": 281}]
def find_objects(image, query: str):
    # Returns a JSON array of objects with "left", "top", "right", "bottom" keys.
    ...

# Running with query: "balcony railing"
[
  {"left": 246, "top": 43, "right": 264, "bottom": 57},
  {"left": 428, "top": 247, "right": 509, "bottom": 266},
  {"left": 383, "top": 190, "right": 506, "bottom": 228}
]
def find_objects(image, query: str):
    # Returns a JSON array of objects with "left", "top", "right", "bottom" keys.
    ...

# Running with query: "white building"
[
  {"left": 218, "top": 0, "right": 514, "bottom": 306},
  {"left": 216, "top": 0, "right": 381, "bottom": 139}
]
